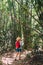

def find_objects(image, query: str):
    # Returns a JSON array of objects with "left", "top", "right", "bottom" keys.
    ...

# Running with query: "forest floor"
[
  {"left": 0, "top": 50, "right": 32, "bottom": 65},
  {"left": 0, "top": 49, "right": 43, "bottom": 65}
]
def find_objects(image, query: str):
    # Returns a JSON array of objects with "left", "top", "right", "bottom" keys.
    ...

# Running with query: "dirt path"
[{"left": 1, "top": 50, "right": 31, "bottom": 65}]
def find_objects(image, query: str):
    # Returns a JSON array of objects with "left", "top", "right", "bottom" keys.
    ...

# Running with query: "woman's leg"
[
  {"left": 18, "top": 51, "right": 21, "bottom": 60},
  {"left": 19, "top": 48, "right": 22, "bottom": 60},
  {"left": 15, "top": 52, "right": 19, "bottom": 60}
]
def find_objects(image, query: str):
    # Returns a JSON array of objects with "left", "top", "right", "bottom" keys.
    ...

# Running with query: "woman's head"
[{"left": 16, "top": 36, "right": 21, "bottom": 41}]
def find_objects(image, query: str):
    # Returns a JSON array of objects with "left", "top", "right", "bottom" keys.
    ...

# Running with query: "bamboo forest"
[{"left": 0, "top": 0, "right": 43, "bottom": 65}]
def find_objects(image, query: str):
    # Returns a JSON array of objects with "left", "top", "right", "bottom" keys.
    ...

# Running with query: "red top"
[{"left": 15, "top": 41, "right": 20, "bottom": 48}]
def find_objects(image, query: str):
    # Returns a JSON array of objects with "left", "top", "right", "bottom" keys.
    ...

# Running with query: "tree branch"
[{"left": 15, "top": 0, "right": 42, "bottom": 27}]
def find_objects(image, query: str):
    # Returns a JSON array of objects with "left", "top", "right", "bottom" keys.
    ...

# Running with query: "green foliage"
[{"left": 0, "top": 0, "right": 43, "bottom": 53}]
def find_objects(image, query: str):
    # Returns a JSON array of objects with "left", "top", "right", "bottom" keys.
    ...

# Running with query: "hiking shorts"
[{"left": 16, "top": 48, "right": 21, "bottom": 52}]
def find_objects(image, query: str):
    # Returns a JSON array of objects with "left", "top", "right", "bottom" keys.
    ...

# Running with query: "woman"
[{"left": 15, "top": 36, "right": 21, "bottom": 60}]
